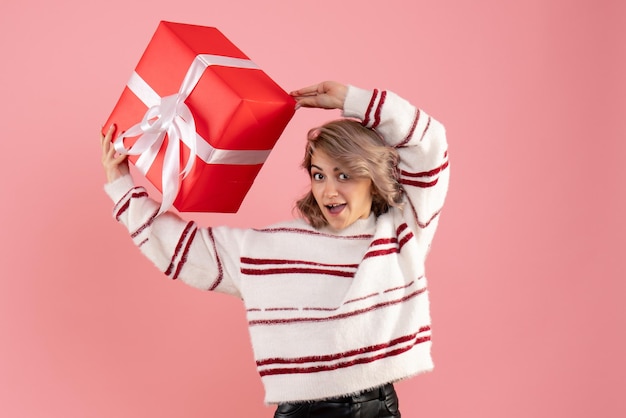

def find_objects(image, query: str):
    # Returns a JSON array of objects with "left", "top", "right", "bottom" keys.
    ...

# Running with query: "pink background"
[{"left": 1, "top": 0, "right": 624, "bottom": 417}]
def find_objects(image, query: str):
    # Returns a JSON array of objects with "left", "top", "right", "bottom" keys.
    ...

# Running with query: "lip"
[{"left": 325, "top": 203, "right": 346, "bottom": 216}]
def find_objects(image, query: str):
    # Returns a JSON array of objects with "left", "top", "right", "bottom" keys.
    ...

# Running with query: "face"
[{"left": 310, "top": 149, "right": 374, "bottom": 232}]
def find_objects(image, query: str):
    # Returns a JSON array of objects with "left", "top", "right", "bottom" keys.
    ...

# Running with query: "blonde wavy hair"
[{"left": 295, "top": 119, "right": 403, "bottom": 229}]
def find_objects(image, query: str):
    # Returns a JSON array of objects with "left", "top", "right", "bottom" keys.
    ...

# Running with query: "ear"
[
  {"left": 308, "top": 128, "right": 321, "bottom": 140},
  {"left": 370, "top": 183, "right": 379, "bottom": 197},
  {"left": 370, "top": 188, "right": 382, "bottom": 205}
]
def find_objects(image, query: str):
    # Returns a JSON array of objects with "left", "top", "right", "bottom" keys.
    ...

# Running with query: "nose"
[{"left": 324, "top": 179, "right": 338, "bottom": 198}]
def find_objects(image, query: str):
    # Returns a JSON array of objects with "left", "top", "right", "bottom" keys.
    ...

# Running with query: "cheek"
[
  {"left": 358, "top": 191, "right": 373, "bottom": 208},
  {"left": 356, "top": 183, "right": 374, "bottom": 202},
  {"left": 310, "top": 183, "right": 323, "bottom": 204}
]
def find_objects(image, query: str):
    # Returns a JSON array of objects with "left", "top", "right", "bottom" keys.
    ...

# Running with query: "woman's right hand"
[{"left": 100, "top": 124, "right": 129, "bottom": 183}]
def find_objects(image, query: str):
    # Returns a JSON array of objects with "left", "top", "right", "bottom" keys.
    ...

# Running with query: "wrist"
[
  {"left": 335, "top": 85, "right": 348, "bottom": 109},
  {"left": 106, "top": 169, "right": 124, "bottom": 183}
]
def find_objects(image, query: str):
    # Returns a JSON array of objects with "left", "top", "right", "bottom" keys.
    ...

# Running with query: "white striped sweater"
[{"left": 104, "top": 85, "right": 450, "bottom": 404}]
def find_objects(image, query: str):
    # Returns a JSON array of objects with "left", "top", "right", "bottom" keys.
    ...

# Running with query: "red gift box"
[{"left": 103, "top": 21, "right": 295, "bottom": 213}]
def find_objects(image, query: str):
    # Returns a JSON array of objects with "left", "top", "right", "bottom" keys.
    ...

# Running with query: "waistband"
[{"left": 324, "top": 383, "right": 395, "bottom": 404}]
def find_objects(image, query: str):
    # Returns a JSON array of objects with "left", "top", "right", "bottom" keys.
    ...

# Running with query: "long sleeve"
[
  {"left": 343, "top": 85, "right": 450, "bottom": 248},
  {"left": 104, "top": 175, "right": 243, "bottom": 297}
]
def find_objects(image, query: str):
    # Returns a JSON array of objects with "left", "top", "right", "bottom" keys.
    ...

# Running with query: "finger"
[
  {"left": 293, "top": 97, "right": 318, "bottom": 108},
  {"left": 100, "top": 126, "right": 107, "bottom": 144},
  {"left": 102, "top": 136, "right": 114, "bottom": 155},
  {"left": 113, "top": 153, "right": 128, "bottom": 165},
  {"left": 107, "top": 142, "right": 118, "bottom": 159},
  {"left": 103, "top": 124, "right": 116, "bottom": 142},
  {"left": 289, "top": 83, "right": 322, "bottom": 97},
  {"left": 101, "top": 130, "right": 109, "bottom": 153},
  {"left": 102, "top": 124, "right": 118, "bottom": 152}
]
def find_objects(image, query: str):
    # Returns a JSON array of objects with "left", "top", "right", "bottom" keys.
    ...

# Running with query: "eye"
[
  {"left": 312, "top": 172, "right": 324, "bottom": 181},
  {"left": 338, "top": 173, "right": 350, "bottom": 181}
]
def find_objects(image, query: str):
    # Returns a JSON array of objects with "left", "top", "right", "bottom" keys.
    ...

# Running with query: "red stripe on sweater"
[
  {"left": 266, "top": 307, "right": 299, "bottom": 312},
  {"left": 130, "top": 208, "right": 159, "bottom": 239},
  {"left": 397, "top": 223, "right": 413, "bottom": 249},
  {"left": 259, "top": 336, "right": 431, "bottom": 376},
  {"left": 383, "top": 279, "right": 418, "bottom": 293},
  {"left": 397, "top": 231, "right": 414, "bottom": 250},
  {"left": 115, "top": 190, "right": 148, "bottom": 220},
  {"left": 345, "top": 292, "right": 379, "bottom": 305},
  {"left": 363, "top": 248, "right": 398, "bottom": 259},
  {"left": 302, "top": 307, "right": 338, "bottom": 311},
  {"left": 257, "top": 327, "right": 430, "bottom": 367},
  {"left": 258, "top": 331, "right": 431, "bottom": 376},
  {"left": 115, "top": 201, "right": 130, "bottom": 221},
  {"left": 241, "top": 267, "right": 355, "bottom": 278},
  {"left": 419, "top": 116, "right": 431, "bottom": 142},
  {"left": 365, "top": 237, "right": 400, "bottom": 258},
  {"left": 362, "top": 89, "right": 379, "bottom": 127},
  {"left": 172, "top": 225, "right": 198, "bottom": 280},
  {"left": 419, "top": 208, "right": 442, "bottom": 229},
  {"left": 400, "top": 159, "right": 449, "bottom": 188},
  {"left": 115, "top": 187, "right": 144, "bottom": 209},
  {"left": 401, "top": 178, "right": 440, "bottom": 188},
  {"left": 248, "top": 287, "right": 427, "bottom": 326},
  {"left": 241, "top": 257, "right": 358, "bottom": 269},
  {"left": 397, "top": 109, "right": 420, "bottom": 148},
  {"left": 116, "top": 187, "right": 136, "bottom": 207},
  {"left": 165, "top": 222, "right": 195, "bottom": 277},
  {"left": 207, "top": 227, "right": 224, "bottom": 291},
  {"left": 369, "top": 237, "right": 397, "bottom": 247},
  {"left": 407, "top": 199, "right": 443, "bottom": 229},
  {"left": 401, "top": 159, "right": 449, "bottom": 178},
  {"left": 257, "top": 227, "right": 373, "bottom": 241},
  {"left": 372, "top": 90, "right": 386, "bottom": 129},
  {"left": 247, "top": 280, "right": 422, "bottom": 313}
]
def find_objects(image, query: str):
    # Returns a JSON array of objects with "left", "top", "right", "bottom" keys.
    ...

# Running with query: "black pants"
[{"left": 273, "top": 384, "right": 401, "bottom": 418}]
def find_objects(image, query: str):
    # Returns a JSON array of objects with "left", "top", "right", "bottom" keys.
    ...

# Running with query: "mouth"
[{"left": 325, "top": 203, "right": 346, "bottom": 215}]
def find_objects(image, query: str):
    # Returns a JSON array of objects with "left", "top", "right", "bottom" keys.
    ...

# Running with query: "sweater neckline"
[{"left": 318, "top": 213, "right": 377, "bottom": 236}]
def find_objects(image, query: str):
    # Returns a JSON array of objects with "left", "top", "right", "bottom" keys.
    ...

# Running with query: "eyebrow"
[{"left": 310, "top": 164, "right": 340, "bottom": 172}]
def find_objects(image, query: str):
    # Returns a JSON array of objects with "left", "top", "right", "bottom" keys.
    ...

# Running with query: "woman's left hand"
[{"left": 290, "top": 81, "right": 347, "bottom": 110}]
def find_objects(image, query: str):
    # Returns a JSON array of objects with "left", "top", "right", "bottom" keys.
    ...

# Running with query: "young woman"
[{"left": 101, "top": 81, "right": 449, "bottom": 418}]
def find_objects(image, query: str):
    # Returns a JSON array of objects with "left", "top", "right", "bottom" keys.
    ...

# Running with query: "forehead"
[{"left": 310, "top": 149, "right": 342, "bottom": 171}]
